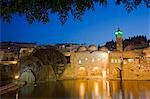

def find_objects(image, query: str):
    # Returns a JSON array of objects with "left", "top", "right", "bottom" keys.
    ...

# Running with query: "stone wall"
[
  {"left": 69, "top": 51, "right": 109, "bottom": 79},
  {"left": 109, "top": 47, "right": 150, "bottom": 80},
  {"left": 60, "top": 64, "right": 75, "bottom": 79}
]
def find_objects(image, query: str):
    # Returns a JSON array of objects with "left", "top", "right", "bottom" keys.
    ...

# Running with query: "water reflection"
[
  {"left": 1, "top": 80, "right": 150, "bottom": 99},
  {"left": 79, "top": 82, "right": 85, "bottom": 99},
  {"left": 15, "top": 91, "right": 18, "bottom": 99}
]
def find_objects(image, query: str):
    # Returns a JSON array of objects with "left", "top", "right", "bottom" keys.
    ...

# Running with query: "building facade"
[
  {"left": 62, "top": 45, "right": 110, "bottom": 79},
  {"left": 1, "top": 29, "right": 150, "bottom": 84},
  {"left": 63, "top": 29, "right": 150, "bottom": 80}
]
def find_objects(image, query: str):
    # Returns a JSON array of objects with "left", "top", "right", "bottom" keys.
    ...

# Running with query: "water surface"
[{"left": 2, "top": 80, "right": 150, "bottom": 99}]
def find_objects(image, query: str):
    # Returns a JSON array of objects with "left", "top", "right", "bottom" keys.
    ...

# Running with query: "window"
[
  {"left": 97, "top": 58, "right": 100, "bottom": 61},
  {"left": 115, "top": 59, "right": 117, "bottom": 63},
  {"left": 66, "top": 56, "right": 70, "bottom": 63},
  {"left": 85, "top": 57, "right": 88, "bottom": 61},
  {"left": 78, "top": 60, "right": 82, "bottom": 64},
  {"left": 123, "top": 61, "right": 127, "bottom": 64},
  {"left": 111, "top": 59, "right": 114, "bottom": 63},
  {"left": 118, "top": 59, "right": 121, "bottom": 63},
  {"left": 92, "top": 58, "right": 95, "bottom": 62},
  {"left": 128, "top": 59, "right": 134, "bottom": 62}
]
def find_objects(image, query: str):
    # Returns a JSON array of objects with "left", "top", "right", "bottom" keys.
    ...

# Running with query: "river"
[{"left": 2, "top": 80, "right": 150, "bottom": 99}]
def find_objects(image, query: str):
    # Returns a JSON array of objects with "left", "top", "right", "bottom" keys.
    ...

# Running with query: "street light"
[{"left": 14, "top": 75, "right": 19, "bottom": 80}]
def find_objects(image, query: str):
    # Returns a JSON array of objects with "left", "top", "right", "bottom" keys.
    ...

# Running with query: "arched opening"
[
  {"left": 91, "top": 67, "right": 102, "bottom": 76},
  {"left": 20, "top": 69, "right": 36, "bottom": 84},
  {"left": 77, "top": 67, "right": 88, "bottom": 76}
]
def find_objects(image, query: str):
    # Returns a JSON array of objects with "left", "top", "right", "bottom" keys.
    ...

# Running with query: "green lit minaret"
[{"left": 115, "top": 28, "right": 123, "bottom": 52}]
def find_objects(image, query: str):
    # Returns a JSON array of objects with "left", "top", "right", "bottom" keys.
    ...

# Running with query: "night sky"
[{"left": 1, "top": 2, "right": 149, "bottom": 46}]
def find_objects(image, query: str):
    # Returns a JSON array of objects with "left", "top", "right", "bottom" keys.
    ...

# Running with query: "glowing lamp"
[
  {"left": 115, "top": 28, "right": 123, "bottom": 36},
  {"left": 79, "top": 67, "right": 85, "bottom": 71},
  {"left": 11, "top": 61, "right": 18, "bottom": 64},
  {"left": 93, "top": 67, "right": 99, "bottom": 71},
  {"left": 14, "top": 75, "right": 19, "bottom": 79}
]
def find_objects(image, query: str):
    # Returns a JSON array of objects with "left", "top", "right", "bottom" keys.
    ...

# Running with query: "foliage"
[
  {"left": 123, "top": 35, "right": 149, "bottom": 48},
  {"left": 0, "top": 0, "right": 149, "bottom": 24},
  {"left": 105, "top": 35, "right": 149, "bottom": 50}
]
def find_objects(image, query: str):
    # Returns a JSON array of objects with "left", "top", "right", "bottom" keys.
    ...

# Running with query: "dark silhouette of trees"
[
  {"left": 0, "top": 0, "right": 149, "bottom": 24},
  {"left": 123, "top": 35, "right": 148, "bottom": 49},
  {"left": 105, "top": 39, "right": 116, "bottom": 51},
  {"left": 105, "top": 35, "right": 149, "bottom": 50}
]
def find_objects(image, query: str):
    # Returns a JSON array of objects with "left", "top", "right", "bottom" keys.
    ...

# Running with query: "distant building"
[
  {"left": 0, "top": 42, "right": 36, "bottom": 51},
  {"left": 0, "top": 42, "right": 36, "bottom": 63},
  {"left": 56, "top": 43, "right": 82, "bottom": 52}
]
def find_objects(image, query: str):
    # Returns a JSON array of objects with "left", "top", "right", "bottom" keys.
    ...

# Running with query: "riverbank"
[{"left": 0, "top": 81, "right": 25, "bottom": 95}]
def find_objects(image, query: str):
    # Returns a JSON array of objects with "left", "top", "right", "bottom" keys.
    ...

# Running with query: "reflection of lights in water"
[
  {"left": 79, "top": 67, "right": 85, "bottom": 71},
  {"left": 16, "top": 92, "right": 18, "bottom": 99},
  {"left": 94, "top": 82, "right": 99, "bottom": 96},
  {"left": 79, "top": 83, "right": 85, "bottom": 98},
  {"left": 103, "top": 80, "right": 106, "bottom": 90},
  {"left": 106, "top": 81, "right": 110, "bottom": 96},
  {"left": 102, "top": 70, "right": 106, "bottom": 78}
]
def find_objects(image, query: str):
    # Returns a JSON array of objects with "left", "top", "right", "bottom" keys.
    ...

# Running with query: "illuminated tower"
[{"left": 115, "top": 28, "right": 123, "bottom": 52}]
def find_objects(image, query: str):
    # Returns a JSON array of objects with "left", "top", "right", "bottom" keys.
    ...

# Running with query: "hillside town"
[{"left": 0, "top": 29, "right": 150, "bottom": 87}]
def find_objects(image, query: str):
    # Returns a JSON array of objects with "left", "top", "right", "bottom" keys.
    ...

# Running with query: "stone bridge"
[{"left": 17, "top": 47, "right": 67, "bottom": 84}]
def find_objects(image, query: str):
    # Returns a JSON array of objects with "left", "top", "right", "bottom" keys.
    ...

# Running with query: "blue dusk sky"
[{"left": 1, "top": 2, "right": 150, "bottom": 46}]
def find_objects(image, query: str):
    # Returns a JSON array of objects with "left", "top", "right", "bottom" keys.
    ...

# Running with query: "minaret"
[{"left": 115, "top": 28, "right": 123, "bottom": 52}]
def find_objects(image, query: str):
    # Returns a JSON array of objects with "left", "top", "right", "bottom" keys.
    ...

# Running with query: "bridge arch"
[
  {"left": 18, "top": 56, "right": 43, "bottom": 84},
  {"left": 17, "top": 46, "right": 67, "bottom": 83}
]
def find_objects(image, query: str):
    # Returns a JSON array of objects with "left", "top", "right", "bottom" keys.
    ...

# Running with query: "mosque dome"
[
  {"left": 88, "top": 45, "right": 97, "bottom": 52},
  {"left": 77, "top": 46, "right": 87, "bottom": 52},
  {"left": 98, "top": 46, "right": 109, "bottom": 52}
]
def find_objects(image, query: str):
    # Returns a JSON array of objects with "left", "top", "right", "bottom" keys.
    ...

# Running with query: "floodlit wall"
[
  {"left": 109, "top": 48, "right": 150, "bottom": 80},
  {"left": 64, "top": 51, "right": 109, "bottom": 79}
]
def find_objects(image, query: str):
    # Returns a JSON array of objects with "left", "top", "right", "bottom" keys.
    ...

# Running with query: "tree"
[{"left": 0, "top": 0, "right": 149, "bottom": 24}]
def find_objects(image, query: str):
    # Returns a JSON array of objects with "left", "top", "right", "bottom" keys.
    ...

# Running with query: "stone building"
[
  {"left": 19, "top": 48, "right": 35, "bottom": 59},
  {"left": 0, "top": 50, "right": 18, "bottom": 61},
  {"left": 62, "top": 45, "right": 109, "bottom": 79},
  {"left": 1, "top": 29, "right": 150, "bottom": 85},
  {"left": 56, "top": 43, "right": 81, "bottom": 52},
  {"left": 109, "top": 29, "right": 150, "bottom": 80},
  {"left": 109, "top": 50, "right": 146, "bottom": 80},
  {"left": 115, "top": 28, "right": 123, "bottom": 52},
  {"left": 63, "top": 28, "right": 150, "bottom": 80}
]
